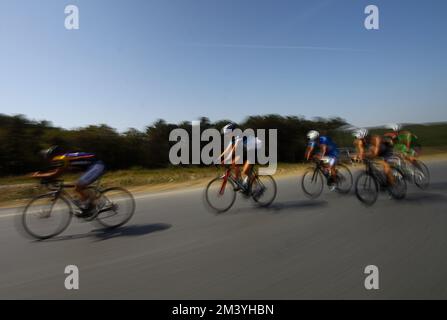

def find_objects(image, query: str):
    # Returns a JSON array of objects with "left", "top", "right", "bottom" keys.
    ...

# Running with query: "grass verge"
[{"left": 0, "top": 150, "right": 446, "bottom": 209}]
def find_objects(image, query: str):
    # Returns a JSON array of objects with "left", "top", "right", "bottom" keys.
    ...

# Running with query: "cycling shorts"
[{"left": 78, "top": 161, "right": 105, "bottom": 187}]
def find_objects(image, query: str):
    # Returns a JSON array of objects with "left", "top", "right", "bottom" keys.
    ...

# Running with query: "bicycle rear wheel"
[
  {"left": 301, "top": 168, "right": 324, "bottom": 199},
  {"left": 335, "top": 164, "right": 353, "bottom": 194},
  {"left": 355, "top": 172, "right": 379, "bottom": 206},
  {"left": 251, "top": 175, "right": 277, "bottom": 207},
  {"left": 205, "top": 176, "right": 237, "bottom": 213},
  {"left": 22, "top": 194, "right": 72, "bottom": 240},
  {"left": 95, "top": 187, "right": 136, "bottom": 228}
]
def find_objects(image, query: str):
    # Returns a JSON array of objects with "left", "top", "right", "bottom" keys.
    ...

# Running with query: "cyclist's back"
[
  {"left": 396, "top": 130, "right": 418, "bottom": 156},
  {"left": 318, "top": 135, "right": 339, "bottom": 158},
  {"left": 51, "top": 151, "right": 105, "bottom": 186}
]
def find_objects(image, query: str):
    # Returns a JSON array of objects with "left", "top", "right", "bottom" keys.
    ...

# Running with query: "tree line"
[
  {"left": 1, "top": 113, "right": 445, "bottom": 176},
  {"left": 0, "top": 114, "right": 350, "bottom": 175}
]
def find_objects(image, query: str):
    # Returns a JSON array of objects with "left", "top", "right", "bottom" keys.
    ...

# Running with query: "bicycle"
[
  {"left": 22, "top": 179, "right": 136, "bottom": 240},
  {"left": 204, "top": 164, "right": 277, "bottom": 213},
  {"left": 301, "top": 159, "right": 353, "bottom": 199},
  {"left": 387, "top": 153, "right": 430, "bottom": 190},
  {"left": 354, "top": 158, "right": 407, "bottom": 206}
]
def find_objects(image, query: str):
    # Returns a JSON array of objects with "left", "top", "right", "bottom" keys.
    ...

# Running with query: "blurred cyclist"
[
  {"left": 220, "top": 123, "right": 262, "bottom": 192},
  {"left": 32, "top": 146, "right": 105, "bottom": 216},
  {"left": 305, "top": 130, "right": 339, "bottom": 189},
  {"left": 353, "top": 128, "right": 395, "bottom": 185},
  {"left": 386, "top": 123, "right": 420, "bottom": 164}
]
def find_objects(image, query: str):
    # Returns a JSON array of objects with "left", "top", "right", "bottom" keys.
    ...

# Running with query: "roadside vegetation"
[{"left": 1, "top": 113, "right": 446, "bottom": 206}]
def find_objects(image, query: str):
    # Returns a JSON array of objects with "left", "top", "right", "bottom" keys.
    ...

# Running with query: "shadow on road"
[
  {"left": 43, "top": 223, "right": 172, "bottom": 242},
  {"left": 268, "top": 200, "right": 328, "bottom": 212}
]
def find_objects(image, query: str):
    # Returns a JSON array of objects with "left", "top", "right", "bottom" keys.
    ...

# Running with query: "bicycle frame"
[
  {"left": 363, "top": 159, "right": 387, "bottom": 186},
  {"left": 218, "top": 163, "right": 256, "bottom": 196},
  {"left": 41, "top": 180, "right": 102, "bottom": 211},
  {"left": 311, "top": 161, "right": 324, "bottom": 182}
]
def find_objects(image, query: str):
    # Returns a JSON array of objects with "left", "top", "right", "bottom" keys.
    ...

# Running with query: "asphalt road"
[{"left": 0, "top": 159, "right": 446, "bottom": 299}]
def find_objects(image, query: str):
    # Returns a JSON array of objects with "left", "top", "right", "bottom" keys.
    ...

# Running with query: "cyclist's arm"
[
  {"left": 369, "top": 136, "right": 380, "bottom": 158},
  {"left": 353, "top": 139, "right": 364, "bottom": 160},
  {"left": 319, "top": 144, "right": 327, "bottom": 158},
  {"left": 31, "top": 167, "right": 65, "bottom": 179},
  {"left": 305, "top": 145, "right": 314, "bottom": 161},
  {"left": 220, "top": 140, "right": 240, "bottom": 164}
]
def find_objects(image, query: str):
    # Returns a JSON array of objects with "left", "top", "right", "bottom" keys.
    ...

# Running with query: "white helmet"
[
  {"left": 307, "top": 130, "right": 319, "bottom": 141},
  {"left": 387, "top": 123, "right": 401, "bottom": 132},
  {"left": 353, "top": 128, "right": 368, "bottom": 139},
  {"left": 222, "top": 123, "right": 237, "bottom": 135}
]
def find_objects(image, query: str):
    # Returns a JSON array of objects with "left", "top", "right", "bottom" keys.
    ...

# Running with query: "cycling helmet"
[
  {"left": 353, "top": 128, "right": 368, "bottom": 139},
  {"left": 41, "top": 145, "right": 63, "bottom": 160},
  {"left": 387, "top": 123, "right": 401, "bottom": 132},
  {"left": 222, "top": 123, "right": 237, "bottom": 135},
  {"left": 307, "top": 130, "right": 319, "bottom": 141}
]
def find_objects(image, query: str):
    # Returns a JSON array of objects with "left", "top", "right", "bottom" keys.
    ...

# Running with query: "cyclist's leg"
[
  {"left": 75, "top": 161, "right": 105, "bottom": 208},
  {"left": 241, "top": 140, "right": 256, "bottom": 186},
  {"left": 321, "top": 156, "right": 337, "bottom": 184},
  {"left": 407, "top": 148, "right": 419, "bottom": 167},
  {"left": 239, "top": 160, "right": 253, "bottom": 188},
  {"left": 242, "top": 161, "right": 253, "bottom": 176},
  {"left": 381, "top": 158, "right": 395, "bottom": 185},
  {"left": 232, "top": 156, "right": 242, "bottom": 180},
  {"left": 328, "top": 156, "right": 337, "bottom": 180}
]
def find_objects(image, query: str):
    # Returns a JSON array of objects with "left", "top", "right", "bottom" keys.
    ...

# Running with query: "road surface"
[{"left": 0, "top": 159, "right": 446, "bottom": 299}]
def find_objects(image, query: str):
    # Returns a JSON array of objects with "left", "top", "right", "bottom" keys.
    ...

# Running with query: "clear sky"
[{"left": 1, "top": 0, "right": 446, "bottom": 132}]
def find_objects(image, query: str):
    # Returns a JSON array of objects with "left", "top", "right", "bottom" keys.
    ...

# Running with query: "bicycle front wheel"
[
  {"left": 355, "top": 172, "right": 379, "bottom": 206},
  {"left": 22, "top": 194, "right": 72, "bottom": 240},
  {"left": 413, "top": 160, "right": 430, "bottom": 190},
  {"left": 96, "top": 187, "right": 136, "bottom": 228},
  {"left": 301, "top": 168, "right": 324, "bottom": 199},
  {"left": 204, "top": 176, "right": 237, "bottom": 213},
  {"left": 251, "top": 175, "right": 277, "bottom": 207},
  {"left": 388, "top": 168, "right": 407, "bottom": 200},
  {"left": 335, "top": 164, "right": 353, "bottom": 194}
]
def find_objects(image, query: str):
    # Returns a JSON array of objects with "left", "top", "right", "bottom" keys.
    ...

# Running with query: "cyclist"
[
  {"left": 220, "top": 123, "right": 262, "bottom": 192},
  {"left": 387, "top": 124, "right": 420, "bottom": 163},
  {"left": 32, "top": 146, "right": 105, "bottom": 216},
  {"left": 353, "top": 128, "right": 395, "bottom": 185},
  {"left": 305, "top": 130, "right": 339, "bottom": 189}
]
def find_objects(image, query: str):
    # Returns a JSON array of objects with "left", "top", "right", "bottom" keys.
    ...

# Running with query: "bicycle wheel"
[
  {"left": 205, "top": 176, "right": 237, "bottom": 213},
  {"left": 413, "top": 160, "right": 430, "bottom": 190},
  {"left": 251, "top": 175, "right": 277, "bottom": 207},
  {"left": 22, "top": 194, "right": 72, "bottom": 240},
  {"left": 95, "top": 187, "right": 136, "bottom": 228},
  {"left": 388, "top": 168, "right": 407, "bottom": 200},
  {"left": 355, "top": 172, "right": 379, "bottom": 206},
  {"left": 301, "top": 168, "right": 324, "bottom": 199},
  {"left": 335, "top": 164, "right": 353, "bottom": 194}
]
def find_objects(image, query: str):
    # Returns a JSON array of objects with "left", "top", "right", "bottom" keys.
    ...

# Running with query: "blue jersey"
[{"left": 308, "top": 136, "right": 339, "bottom": 157}]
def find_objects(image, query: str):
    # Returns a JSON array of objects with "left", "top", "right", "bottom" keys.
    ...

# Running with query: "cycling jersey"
[
  {"left": 51, "top": 152, "right": 99, "bottom": 170},
  {"left": 397, "top": 131, "right": 417, "bottom": 147},
  {"left": 395, "top": 131, "right": 418, "bottom": 156},
  {"left": 308, "top": 136, "right": 339, "bottom": 158},
  {"left": 225, "top": 136, "right": 262, "bottom": 152},
  {"left": 378, "top": 140, "right": 394, "bottom": 159},
  {"left": 365, "top": 135, "right": 393, "bottom": 160},
  {"left": 50, "top": 152, "right": 104, "bottom": 186},
  {"left": 243, "top": 136, "right": 262, "bottom": 151}
]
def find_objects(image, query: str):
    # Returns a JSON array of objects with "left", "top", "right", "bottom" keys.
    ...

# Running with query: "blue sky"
[{"left": 0, "top": 0, "right": 446, "bottom": 132}]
